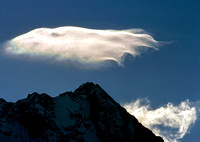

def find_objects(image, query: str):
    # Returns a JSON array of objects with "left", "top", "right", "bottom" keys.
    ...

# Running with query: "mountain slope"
[{"left": 0, "top": 82, "right": 164, "bottom": 142}]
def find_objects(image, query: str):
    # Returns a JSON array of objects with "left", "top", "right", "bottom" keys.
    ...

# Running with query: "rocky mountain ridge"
[{"left": 0, "top": 82, "right": 164, "bottom": 142}]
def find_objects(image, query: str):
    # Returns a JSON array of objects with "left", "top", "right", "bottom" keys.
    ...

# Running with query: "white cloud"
[
  {"left": 122, "top": 99, "right": 199, "bottom": 142},
  {"left": 4, "top": 26, "right": 159, "bottom": 68}
]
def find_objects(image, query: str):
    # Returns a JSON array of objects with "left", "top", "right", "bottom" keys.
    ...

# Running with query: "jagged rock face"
[{"left": 0, "top": 82, "right": 164, "bottom": 142}]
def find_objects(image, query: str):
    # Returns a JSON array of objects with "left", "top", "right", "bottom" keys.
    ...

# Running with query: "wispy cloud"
[
  {"left": 4, "top": 26, "right": 159, "bottom": 68},
  {"left": 122, "top": 99, "right": 199, "bottom": 142}
]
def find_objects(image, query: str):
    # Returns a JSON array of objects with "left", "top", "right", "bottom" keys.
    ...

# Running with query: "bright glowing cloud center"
[{"left": 5, "top": 26, "right": 159, "bottom": 67}]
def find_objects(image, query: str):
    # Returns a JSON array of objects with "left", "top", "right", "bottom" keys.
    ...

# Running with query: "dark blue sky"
[{"left": 0, "top": 0, "right": 199, "bottom": 141}]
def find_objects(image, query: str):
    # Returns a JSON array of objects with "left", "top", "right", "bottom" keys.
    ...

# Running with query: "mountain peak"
[
  {"left": 0, "top": 82, "right": 164, "bottom": 142},
  {"left": 74, "top": 82, "right": 101, "bottom": 94}
]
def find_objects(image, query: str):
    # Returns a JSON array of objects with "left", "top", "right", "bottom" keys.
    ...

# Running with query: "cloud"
[
  {"left": 122, "top": 99, "right": 199, "bottom": 142},
  {"left": 4, "top": 26, "right": 159, "bottom": 68}
]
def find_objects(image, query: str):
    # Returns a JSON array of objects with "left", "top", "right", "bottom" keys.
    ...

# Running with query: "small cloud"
[
  {"left": 122, "top": 99, "right": 199, "bottom": 142},
  {"left": 4, "top": 26, "right": 159, "bottom": 68}
]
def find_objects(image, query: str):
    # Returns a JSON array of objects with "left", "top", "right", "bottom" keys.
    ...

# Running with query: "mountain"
[{"left": 0, "top": 82, "right": 164, "bottom": 142}]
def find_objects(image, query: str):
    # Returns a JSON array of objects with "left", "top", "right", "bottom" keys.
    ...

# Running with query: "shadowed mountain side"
[{"left": 0, "top": 82, "right": 164, "bottom": 142}]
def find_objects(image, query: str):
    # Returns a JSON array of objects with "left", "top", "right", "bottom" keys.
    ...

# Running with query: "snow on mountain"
[{"left": 0, "top": 82, "right": 164, "bottom": 142}]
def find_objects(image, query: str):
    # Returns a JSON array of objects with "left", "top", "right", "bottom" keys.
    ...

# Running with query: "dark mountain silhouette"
[{"left": 0, "top": 82, "right": 164, "bottom": 142}]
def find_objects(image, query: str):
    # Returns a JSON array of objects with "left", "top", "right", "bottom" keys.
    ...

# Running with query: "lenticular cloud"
[
  {"left": 123, "top": 99, "right": 199, "bottom": 142},
  {"left": 4, "top": 26, "right": 159, "bottom": 67}
]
